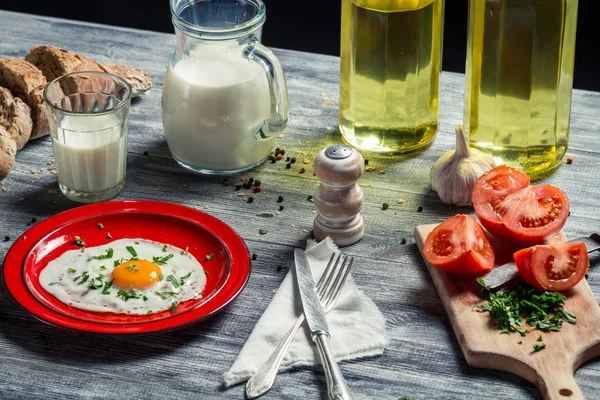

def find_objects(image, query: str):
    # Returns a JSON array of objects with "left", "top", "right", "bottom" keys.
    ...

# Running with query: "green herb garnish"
[
  {"left": 126, "top": 246, "right": 138, "bottom": 258},
  {"left": 537, "top": 335, "right": 543, "bottom": 342},
  {"left": 143, "top": 295, "right": 148, "bottom": 301},
  {"left": 49, "top": 282, "right": 57, "bottom": 286},
  {"left": 152, "top": 254, "right": 174, "bottom": 265},
  {"left": 517, "top": 341, "right": 522, "bottom": 345},
  {"left": 533, "top": 343, "right": 546, "bottom": 352},
  {"left": 80, "top": 247, "right": 85, "bottom": 253},
  {"left": 159, "top": 273, "right": 164, "bottom": 281},
  {"left": 102, "top": 280, "right": 113, "bottom": 295},
  {"left": 147, "top": 310, "right": 153, "bottom": 314},
  {"left": 259, "top": 229, "right": 268, "bottom": 235},
  {"left": 74, "top": 271, "right": 90, "bottom": 285},
  {"left": 98, "top": 223, "right": 104, "bottom": 230},
  {"left": 167, "top": 274, "right": 180, "bottom": 288},
  {"left": 180, "top": 272, "right": 192, "bottom": 286},
  {"left": 68, "top": 268, "right": 76, "bottom": 273},
  {"left": 114, "top": 258, "right": 123, "bottom": 267},
  {"left": 162, "top": 244, "right": 168, "bottom": 253},
  {"left": 126, "top": 264, "right": 136, "bottom": 271},
  {"left": 135, "top": 242, "right": 140, "bottom": 245},
  {"left": 74, "top": 236, "right": 86, "bottom": 246},
  {"left": 170, "top": 301, "right": 179, "bottom": 313},
  {"left": 205, "top": 253, "right": 215, "bottom": 261},
  {"left": 116, "top": 285, "right": 142, "bottom": 301},
  {"left": 89, "top": 248, "right": 114, "bottom": 261},
  {"left": 100, "top": 265, "right": 106, "bottom": 270},
  {"left": 155, "top": 291, "right": 178, "bottom": 299},
  {"left": 88, "top": 275, "right": 105, "bottom": 290}
]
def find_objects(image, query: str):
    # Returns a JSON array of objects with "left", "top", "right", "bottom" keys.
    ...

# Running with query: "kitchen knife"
[
  {"left": 294, "top": 248, "right": 354, "bottom": 400},
  {"left": 480, "top": 234, "right": 600, "bottom": 290}
]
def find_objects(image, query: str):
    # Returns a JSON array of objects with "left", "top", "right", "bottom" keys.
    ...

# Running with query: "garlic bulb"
[{"left": 430, "top": 126, "right": 497, "bottom": 206}]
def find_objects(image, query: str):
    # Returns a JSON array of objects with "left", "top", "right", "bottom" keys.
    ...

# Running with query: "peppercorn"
[
  {"left": 222, "top": 178, "right": 230, "bottom": 186},
  {"left": 254, "top": 179, "right": 261, "bottom": 187},
  {"left": 275, "top": 147, "right": 282, "bottom": 155},
  {"left": 286, "top": 157, "right": 291, "bottom": 162},
  {"left": 247, "top": 197, "right": 254, "bottom": 203},
  {"left": 249, "top": 177, "right": 254, "bottom": 184},
  {"left": 235, "top": 184, "right": 242, "bottom": 190},
  {"left": 277, "top": 195, "right": 284, "bottom": 202},
  {"left": 276, "top": 265, "right": 283, "bottom": 272},
  {"left": 143, "top": 151, "right": 149, "bottom": 156},
  {"left": 299, "top": 168, "right": 306, "bottom": 174},
  {"left": 291, "top": 157, "right": 297, "bottom": 164},
  {"left": 400, "top": 238, "right": 407, "bottom": 245},
  {"left": 307, "top": 195, "right": 313, "bottom": 201},
  {"left": 271, "top": 158, "right": 277, "bottom": 164},
  {"left": 364, "top": 159, "right": 369, "bottom": 165},
  {"left": 243, "top": 182, "right": 252, "bottom": 189},
  {"left": 382, "top": 202, "right": 389, "bottom": 210},
  {"left": 279, "top": 205, "right": 284, "bottom": 211},
  {"left": 252, "top": 254, "right": 257, "bottom": 261},
  {"left": 566, "top": 157, "right": 573, "bottom": 164},
  {"left": 417, "top": 206, "right": 423, "bottom": 212},
  {"left": 286, "top": 163, "right": 291, "bottom": 169},
  {"left": 4, "top": 236, "right": 9, "bottom": 242}
]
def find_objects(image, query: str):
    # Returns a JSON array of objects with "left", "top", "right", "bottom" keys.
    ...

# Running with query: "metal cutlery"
[
  {"left": 480, "top": 233, "right": 600, "bottom": 289},
  {"left": 245, "top": 252, "right": 353, "bottom": 399}
]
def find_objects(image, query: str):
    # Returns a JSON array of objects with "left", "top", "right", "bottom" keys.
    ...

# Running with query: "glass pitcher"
[{"left": 162, "top": 0, "right": 288, "bottom": 175}]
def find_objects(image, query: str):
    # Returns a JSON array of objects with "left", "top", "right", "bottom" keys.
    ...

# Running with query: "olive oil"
[
  {"left": 340, "top": 0, "right": 444, "bottom": 154},
  {"left": 465, "top": 0, "right": 578, "bottom": 180}
]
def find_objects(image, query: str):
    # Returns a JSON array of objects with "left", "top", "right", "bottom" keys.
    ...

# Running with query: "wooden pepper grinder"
[{"left": 313, "top": 144, "right": 364, "bottom": 247}]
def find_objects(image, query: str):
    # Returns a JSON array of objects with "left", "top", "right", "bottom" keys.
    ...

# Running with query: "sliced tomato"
[
  {"left": 423, "top": 214, "right": 495, "bottom": 274},
  {"left": 472, "top": 165, "right": 530, "bottom": 238},
  {"left": 514, "top": 242, "right": 589, "bottom": 291}
]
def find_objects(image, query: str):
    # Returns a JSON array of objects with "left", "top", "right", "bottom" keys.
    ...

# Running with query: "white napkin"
[{"left": 223, "top": 237, "right": 388, "bottom": 387}]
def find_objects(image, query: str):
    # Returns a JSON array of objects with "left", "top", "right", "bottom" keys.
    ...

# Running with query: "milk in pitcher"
[{"left": 162, "top": 45, "right": 272, "bottom": 173}]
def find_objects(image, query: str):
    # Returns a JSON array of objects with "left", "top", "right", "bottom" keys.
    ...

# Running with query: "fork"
[{"left": 246, "top": 253, "right": 354, "bottom": 399}]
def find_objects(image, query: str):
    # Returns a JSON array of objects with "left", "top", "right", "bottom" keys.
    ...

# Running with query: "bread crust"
[
  {"left": 0, "top": 126, "right": 17, "bottom": 181},
  {"left": 0, "top": 86, "right": 33, "bottom": 150}
]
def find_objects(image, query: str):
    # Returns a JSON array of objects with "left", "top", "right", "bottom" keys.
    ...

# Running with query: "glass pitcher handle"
[{"left": 243, "top": 41, "right": 289, "bottom": 141}]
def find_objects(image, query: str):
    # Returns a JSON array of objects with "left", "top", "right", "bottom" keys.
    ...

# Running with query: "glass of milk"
[
  {"left": 43, "top": 71, "right": 132, "bottom": 203},
  {"left": 162, "top": 0, "right": 289, "bottom": 175}
]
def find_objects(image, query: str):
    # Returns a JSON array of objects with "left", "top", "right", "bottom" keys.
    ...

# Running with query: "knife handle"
[{"left": 313, "top": 331, "right": 355, "bottom": 400}]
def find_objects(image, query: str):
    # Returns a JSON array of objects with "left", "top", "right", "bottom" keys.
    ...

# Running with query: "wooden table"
[{"left": 1, "top": 10, "right": 599, "bottom": 400}]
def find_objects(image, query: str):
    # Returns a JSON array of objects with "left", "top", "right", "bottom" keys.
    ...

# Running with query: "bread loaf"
[
  {"left": 26, "top": 46, "right": 152, "bottom": 97},
  {"left": 0, "top": 86, "right": 33, "bottom": 150},
  {"left": 0, "top": 58, "right": 48, "bottom": 140},
  {"left": 0, "top": 126, "right": 17, "bottom": 181}
]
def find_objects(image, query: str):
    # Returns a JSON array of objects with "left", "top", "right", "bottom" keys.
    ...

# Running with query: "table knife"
[
  {"left": 480, "top": 234, "right": 600, "bottom": 290},
  {"left": 294, "top": 249, "right": 354, "bottom": 400}
]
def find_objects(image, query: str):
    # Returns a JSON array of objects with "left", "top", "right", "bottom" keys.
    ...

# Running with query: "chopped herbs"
[
  {"left": 155, "top": 291, "right": 178, "bottom": 299},
  {"left": 537, "top": 335, "right": 543, "bottom": 342},
  {"left": 117, "top": 285, "right": 143, "bottom": 301},
  {"left": 170, "top": 301, "right": 179, "bottom": 313},
  {"left": 143, "top": 295, "right": 148, "bottom": 301},
  {"left": 114, "top": 258, "right": 123, "bottom": 267},
  {"left": 259, "top": 229, "right": 268, "bottom": 235},
  {"left": 205, "top": 253, "right": 215, "bottom": 261},
  {"left": 180, "top": 246, "right": 189, "bottom": 255},
  {"left": 74, "top": 271, "right": 90, "bottom": 285},
  {"left": 97, "top": 223, "right": 104, "bottom": 230},
  {"left": 68, "top": 268, "right": 76, "bottom": 273},
  {"left": 135, "top": 242, "right": 140, "bottom": 245},
  {"left": 477, "top": 284, "right": 576, "bottom": 342},
  {"left": 180, "top": 272, "right": 192, "bottom": 285},
  {"left": 88, "top": 275, "right": 105, "bottom": 290},
  {"left": 100, "top": 265, "right": 106, "bottom": 270},
  {"left": 80, "top": 248, "right": 85, "bottom": 253},
  {"left": 162, "top": 244, "right": 168, "bottom": 253},
  {"left": 89, "top": 248, "right": 114, "bottom": 260},
  {"left": 153, "top": 254, "right": 174, "bottom": 265},
  {"left": 73, "top": 236, "right": 86, "bottom": 246},
  {"left": 102, "top": 280, "right": 113, "bottom": 295},
  {"left": 49, "top": 282, "right": 57, "bottom": 286},
  {"left": 517, "top": 341, "right": 523, "bottom": 345},
  {"left": 167, "top": 274, "right": 181, "bottom": 288},
  {"left": 126, "top": 246, "right": 138, "bottom": 258},
  {"left": 159, "top": 273, "right": 164, "bottom": 281},
  {"left": 126, "top": 264, "right": 136, "bottom": 271},
  {"left": 533, "top": 343, "right": 546, "bottom": 352},
  {"left": 147, "top": 310, "right": 153, "bottom": 314}
]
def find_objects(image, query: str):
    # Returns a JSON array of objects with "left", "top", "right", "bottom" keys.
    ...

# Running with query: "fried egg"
[{"left": 39, "top": 239, "right": 207, "bottom": 315}]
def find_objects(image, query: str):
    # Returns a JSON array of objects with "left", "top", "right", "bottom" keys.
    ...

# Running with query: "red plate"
[{"left": 2, "top": 200, "right": 251, "bottom": 334}]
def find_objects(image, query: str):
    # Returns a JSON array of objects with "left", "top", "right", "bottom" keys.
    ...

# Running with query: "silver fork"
[{"left": 246, "top": 253, "right": 354, "bottom": 399}]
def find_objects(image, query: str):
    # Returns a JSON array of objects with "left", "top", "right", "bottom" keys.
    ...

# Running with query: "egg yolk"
[{"left": 111, "top": 260, "right": 162, "bottom": 290}]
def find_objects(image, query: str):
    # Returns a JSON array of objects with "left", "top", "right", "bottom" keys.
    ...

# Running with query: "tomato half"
[
  {"left": 514, "top": 242, "right": 589, "bottom": 291},
  {"left": 472, "top": 165, "right": 530, "bottom": 238},
  {"left": 423, "top": 214, "right": 495, "bottom": 274}
]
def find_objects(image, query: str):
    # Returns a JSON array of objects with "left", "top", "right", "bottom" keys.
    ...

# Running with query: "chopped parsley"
[
  {"left": 162, "top": 244, "right": 168, "bottom": 252},
  {"left": 537, "top": 335, "right": 543, "bottom": 342},
  {"left": 89, "top": 248, "right": 114, "bottom": 260},
  {"left": 205, "top": 253, "right": 215, "bottom": 261},
  {"left": 126, "top": 264, "right": 136, "bottom": 271},
  {"left": 100, "top": 265, "right": 106, "bottom": 270},
  {"left": 170, "top": 301, "right": 179, "bottom": 313},
  {"left": 88, "top": 275, "right": 105, "bottom": 290},
  {"left": 68, "top": 268, "right": 76, "bottom": 273},
  {"left": 147, "top": 310, "right": 153, "bottom": 314},
  {"left": 135, "top": 242, "right": 140, "bottom": 245},
  {"left": 159, "top": 273, "right": 164, "bottom": 281},
  {"left": 155, "top": 291, "right": 178, "bottom": 299},
  {"left": 49, "top": 282, "right": 57, "bottom": 286},
  {"left": 477, "top": 284, "right": 576, "bottom": 341},
  {"left": 180, "top": 246, "right": 189, "bottom": 256},
  {"left": 73, "top": 236, "right": 86, "bottom": 246},
  {"left": 126, "top": 246, "right": 138, "bottom": 258},
  {"left": 114, "top": 258, "right": 123, "bottom": 268},
  {"left": 259, "top": 229, "right": 268, "bottom": 235},
  {"left": 102, "top": 279, "right": 113, "bottom": 295},
  {"left": 80, "top": 247, "right": 85, "bottom": 253},
  {"left": 152, "top": 254, "right": 174, "bottom": 265},
  {"left": 74, "top": 271, "right": 90, "bottom": 285},
  {"left": 180, "top": 272, "right": 192, "bottom": 286},
  {"left": 116, "top": 285, "right": 143, "bottom": 301},
  {"left": 97, "top": 223, "right": 104, "bottom": 230},
  {"left": 167, "top": 274, "right": 181, "bottom": 288},
  {"left": 533, "top": 343, "right": 546, "bottom": 352},
  {"left": 143, "top": 295, "right": 148, "bottom": 301}
]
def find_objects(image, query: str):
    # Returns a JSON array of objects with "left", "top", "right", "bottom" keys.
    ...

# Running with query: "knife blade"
[
  {"left": 480, "top": 234, "right": 600, "bottom": 290},
  {"left": 294, "top": 249, "right": 354, "bottom": 400}
]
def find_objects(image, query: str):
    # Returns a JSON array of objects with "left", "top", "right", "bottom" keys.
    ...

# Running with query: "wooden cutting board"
[{"left": 414, "top": 224, "right": 600, "bottom": 400}]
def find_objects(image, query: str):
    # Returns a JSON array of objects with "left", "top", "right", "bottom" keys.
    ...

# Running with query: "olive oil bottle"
[
  {"left": 464, "top": 0, "right": 578, "bottom": 180},
  {"left": 340, "top": 0, "right": 445, "bottom": 154}
]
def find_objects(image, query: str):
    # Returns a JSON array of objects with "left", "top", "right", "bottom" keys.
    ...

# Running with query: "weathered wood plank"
[{"left": 1, "top": 9, "right": 599, "bottom": 400}]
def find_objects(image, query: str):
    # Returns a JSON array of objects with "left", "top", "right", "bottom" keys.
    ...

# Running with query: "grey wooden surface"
[{"left": 1, "top": 9, "right": 599, "bottom": 400}]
